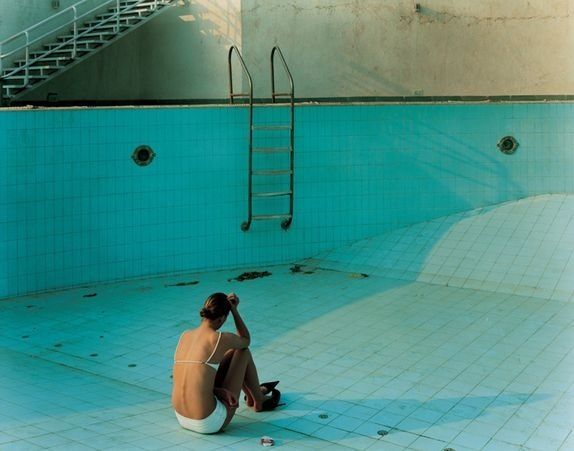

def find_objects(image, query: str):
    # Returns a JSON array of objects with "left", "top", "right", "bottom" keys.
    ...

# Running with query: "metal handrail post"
[
  {"left": 116, "top": 0, "right": 120, "bottom": 32},
  {"left": 72, "top": 6, "right": 78, "bottom": 58},
  {"left": 24, "top": 32, "right": 30, "bottom": 85},
  {"left": 0, "top": 77, "right": 4, "bottom": 107}
]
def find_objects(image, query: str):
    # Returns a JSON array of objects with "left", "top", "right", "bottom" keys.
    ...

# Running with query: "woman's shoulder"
[{"left": 182, "top": 327, "right": 219, "bottom": 343}]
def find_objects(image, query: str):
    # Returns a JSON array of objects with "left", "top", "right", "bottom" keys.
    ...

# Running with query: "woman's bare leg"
[
  {"left": 241, "top": 353, "right": 268, "bottom": 407},
  {"left": 217, "top": 348, "right": 271, "bottom": 429},
  {"left": 215, "top": 349, "right": 255, "bottom": 407}
]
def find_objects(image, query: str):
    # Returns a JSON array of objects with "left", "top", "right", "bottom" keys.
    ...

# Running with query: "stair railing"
[
  {"left": 1, "top": 0, "right": 113, "bottom": 82},
  {"left": 227, "top": 46, "right": 255, "bottom": 232},
  {"left": 0, "top": 0, "right": 165, "bottom": 84}
]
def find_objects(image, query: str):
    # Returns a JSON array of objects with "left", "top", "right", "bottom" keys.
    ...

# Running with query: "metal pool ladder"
[{"left": 228, "top": 46, "right": 295, "bottom": 232}]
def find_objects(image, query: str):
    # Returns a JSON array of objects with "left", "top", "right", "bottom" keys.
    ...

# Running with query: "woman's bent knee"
[{"left": 236, "top": 347, "right": 252, "bottom": 360}]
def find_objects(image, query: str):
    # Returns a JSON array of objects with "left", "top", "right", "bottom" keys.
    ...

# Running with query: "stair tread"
[
  {"left": 15, "top": 57, "right": 72, "bottom": 64},
  {"left": 47, "top": 40, "right": 104, "bottom": 46},
  {"left": 31, "top": 49, "right": 74, "bottom": 54},
  {"left": 3, "top": 66, "right": 61, "bottom": 74},
  {"left": 3, "top": 74, "right": 49, "bottom": 79},
  {"left": 59, "top": 31, "right": 117, "bottom": 38},
  {"left": 85, "top": 19, "right": 140, "bottom": 27}
]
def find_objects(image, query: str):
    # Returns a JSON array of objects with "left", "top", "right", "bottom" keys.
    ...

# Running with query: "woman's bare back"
[{"left": 172, "top": 329, "right": 221, "bottom": 419}]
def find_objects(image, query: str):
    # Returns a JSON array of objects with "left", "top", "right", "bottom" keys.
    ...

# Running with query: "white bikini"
[{"left": 173, "top": 331, "right": 227, "bottom": 434}]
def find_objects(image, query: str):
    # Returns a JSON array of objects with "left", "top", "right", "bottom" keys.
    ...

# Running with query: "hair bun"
[
  {"left": 199, "top": 307, "right": 210, "bottom": 319},
  {"left": 200, "top": 292, "right": 231, "bottom": 320}
]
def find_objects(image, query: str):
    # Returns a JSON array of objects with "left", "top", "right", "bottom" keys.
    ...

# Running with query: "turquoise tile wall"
[{"left": 1, "top": 103, "right": 573, "bottom": 298}]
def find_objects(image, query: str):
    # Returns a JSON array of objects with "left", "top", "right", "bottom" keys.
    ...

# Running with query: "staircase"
[
  {"left": 228, "top": 46, "right": 295, "bottom": 231},
  {"left": 0, "top": 0, "right": 174, "bottom": 104}
]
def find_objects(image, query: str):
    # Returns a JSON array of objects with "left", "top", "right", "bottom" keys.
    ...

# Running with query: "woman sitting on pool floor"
[{"left": 172, "top": 292, "right": 281, "bottom": 434}]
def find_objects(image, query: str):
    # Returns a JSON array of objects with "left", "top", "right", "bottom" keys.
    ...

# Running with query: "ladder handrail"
[
  {"left": 227, "top": 46, "right": 253, "bottom": 105},
  {"left": 228, "top": 46, "right": 255, "bottom": 232},
  {"left": 270, "top": 46, "right": 294, "bottom": 104},
  {"left": 271, "top": 46, "right": 294, "bottom": 230},
  {"left": 0, "top": 1, "right": 165, "bottom": 77}
]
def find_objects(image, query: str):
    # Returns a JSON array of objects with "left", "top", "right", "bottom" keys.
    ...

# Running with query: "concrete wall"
[
  {"left": 8, "top": 0, "right": 574, "bottom": 101},
  {"left": 241, "top": 0, "right": 574, "bottom": 98}
]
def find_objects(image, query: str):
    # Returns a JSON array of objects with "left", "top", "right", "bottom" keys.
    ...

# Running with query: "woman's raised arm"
[{"left": 226, "top": 293, "right": 250, "bottom": 348}]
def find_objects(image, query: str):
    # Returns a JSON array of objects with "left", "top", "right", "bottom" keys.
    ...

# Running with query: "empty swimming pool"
[{"left": 1, "top": 102, "right": 573, "bottom": 450}]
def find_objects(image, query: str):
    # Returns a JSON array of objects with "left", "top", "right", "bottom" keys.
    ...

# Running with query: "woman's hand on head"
[{"left": 227, "top": 293, "right": 240, "bottom": 309}]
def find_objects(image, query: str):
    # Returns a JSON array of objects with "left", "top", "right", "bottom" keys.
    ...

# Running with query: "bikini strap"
[{"left": 205, "top": 331, "right": 222, "bottom": 364}]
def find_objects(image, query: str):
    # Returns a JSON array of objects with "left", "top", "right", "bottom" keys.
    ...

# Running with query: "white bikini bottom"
[{"left": 175, "top": 398, "right": 227, "bottom": 434}]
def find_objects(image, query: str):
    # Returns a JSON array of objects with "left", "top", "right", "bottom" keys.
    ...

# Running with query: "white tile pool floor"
[
  {"left": 1, "top": 195, "right": 573, "bottom": 450},
  {"left": 1, "top": 263, "right": 573, "bottom": 450}
]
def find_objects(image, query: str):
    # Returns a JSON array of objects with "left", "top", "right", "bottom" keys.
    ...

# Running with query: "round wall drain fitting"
[
  {"left": 132, "top": 145, "right": 156, "bottom": 166},
  {"left": 497, "top": 136, "right": 519, "bottom": 155}
]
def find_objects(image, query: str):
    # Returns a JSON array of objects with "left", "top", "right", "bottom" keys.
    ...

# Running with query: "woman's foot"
[
  {"left": 243, "top": 381, "right": 279, "bottom": 412},
  {"left": 254, "top": 388, "right": 282, "bottom": 412}
]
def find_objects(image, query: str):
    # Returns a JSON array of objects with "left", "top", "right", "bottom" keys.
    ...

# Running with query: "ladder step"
[
  {"left": 252, "top": 191, "right": 292, "bottom": 197},
  {"left": 252, "top": 125, "right": 291, "bottom": 131},
  {"left": 253, "top": 214, "right": 292, "bottom": 221},
  {"left": 252, "top": 146, "right": 291, "bottom": 153},
  {"left": 252, "top": 170, "right": 292, "bottom": 176}
]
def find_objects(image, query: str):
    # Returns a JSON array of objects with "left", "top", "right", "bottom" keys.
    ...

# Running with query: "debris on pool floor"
[
  {"left": 229, "top": 271, "right": 272, "bottom": 282},
  {"left": 165, "top": 281, "right": 199, "bottom": 287}
]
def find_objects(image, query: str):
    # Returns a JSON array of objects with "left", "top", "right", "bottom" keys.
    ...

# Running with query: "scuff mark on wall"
[{"left": 409, "top": 7, "right": 571, "bottom": 26}]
